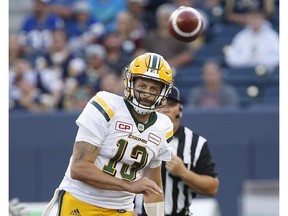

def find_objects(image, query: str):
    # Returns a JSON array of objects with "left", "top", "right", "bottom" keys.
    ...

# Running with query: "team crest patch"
[
  {"left": 137, "top": 123, "right": 145, "bottom": 132},
  {"left": 115, "top": 121, "right": 133, "bottom": 133},
  {"left": 148, "top": 133, "right": 161, "bottom": 145}
]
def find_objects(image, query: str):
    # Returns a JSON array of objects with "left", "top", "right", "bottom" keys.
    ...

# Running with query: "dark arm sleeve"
[{"left": 193, "top": 142, "right": 218, "bottom": 178}]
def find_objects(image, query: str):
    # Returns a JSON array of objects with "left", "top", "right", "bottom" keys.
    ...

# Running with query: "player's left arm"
[
  {"left": 142, "top": 165, "right": 164, "bottom": 202},
  {"left": 142, "top": 165, "right": 165, "bottom": 216}
]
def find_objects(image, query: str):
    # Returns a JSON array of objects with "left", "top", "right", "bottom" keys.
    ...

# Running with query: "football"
[{"left": 168, "top": 6, "right": 204, "bottom": 42}]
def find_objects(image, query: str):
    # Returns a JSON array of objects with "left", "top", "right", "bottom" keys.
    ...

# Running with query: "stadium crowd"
[{"left": 9, "top": 0, "right": 279, "bottom": 113}]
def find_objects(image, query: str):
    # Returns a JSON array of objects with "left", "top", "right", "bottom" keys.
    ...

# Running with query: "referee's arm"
[{"left": 165, "top": 154, "right": 219, "bottom": 196}]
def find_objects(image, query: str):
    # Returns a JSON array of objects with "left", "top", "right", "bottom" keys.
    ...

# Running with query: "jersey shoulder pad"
[
  {"left": 89, "top": 91, "right": 122, "bottom": 122},
  {"left": 156, "top": 111, "right": 173, "bottom": 128},
  {"left": 156, "top": 112, "right": 174, "bottom": 144}
]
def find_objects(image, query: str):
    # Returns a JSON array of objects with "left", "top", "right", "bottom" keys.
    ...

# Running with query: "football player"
[{"left": 42, "top": 52, "right": 174, "bottom": 216}]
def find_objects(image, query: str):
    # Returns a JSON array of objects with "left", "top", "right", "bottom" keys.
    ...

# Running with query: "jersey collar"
[{"left": 124, "top": 99, "right": 157, "bottom": 132}]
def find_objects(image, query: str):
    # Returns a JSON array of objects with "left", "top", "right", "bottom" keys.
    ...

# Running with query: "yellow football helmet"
[{"left": 124, "top": 52, "right": 174, "bottom": 114}]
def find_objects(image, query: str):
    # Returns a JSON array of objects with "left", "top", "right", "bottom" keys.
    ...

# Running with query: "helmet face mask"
[{"left": 124, "top": 52, "right": 174, "bottom": 115}]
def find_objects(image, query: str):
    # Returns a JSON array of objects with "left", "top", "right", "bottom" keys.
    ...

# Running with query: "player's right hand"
[{"left": 127, "top": 177, "right": 163, "bottom": 197}]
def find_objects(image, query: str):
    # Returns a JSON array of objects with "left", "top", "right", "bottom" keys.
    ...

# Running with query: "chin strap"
[{"left": 143, "top": 201, "right": 165, "bottom": 216}]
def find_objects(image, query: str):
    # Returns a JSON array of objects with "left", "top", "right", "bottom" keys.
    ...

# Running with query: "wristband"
[{"left": 143, "top": 201, "right": 164, "bottom": 216}]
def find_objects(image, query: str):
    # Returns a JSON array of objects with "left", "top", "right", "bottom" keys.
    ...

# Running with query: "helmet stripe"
[{"left": 148, "top": 53, "right": 161, "bottom": 74}]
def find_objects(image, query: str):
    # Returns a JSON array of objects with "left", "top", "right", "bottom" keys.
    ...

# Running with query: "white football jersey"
[{"left": 58, "top": 91, "right": 174, "bottom": 211}]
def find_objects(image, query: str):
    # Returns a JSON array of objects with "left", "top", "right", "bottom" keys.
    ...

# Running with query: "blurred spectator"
[
  {"left": 66, "top": 0, "right": 106, "bottom": 54},
  {"left": 126, "top": 0, "right": 156, "bottom": 30},
  {"left": 35, "top": 66, "right": 64, "bottom": 110},
  {"left": 33, "top": 29, "right": 86, "bottom": 109},
  {"left": 102, "top": 32, "right": 132, "bottom": 75},
  {"left": 139, "top": 3, "right": 193, "bottom": 72},
  {"left": 34, "top": 29, "right": 80, "bottom": 80},
  {"left": 9, "top": 34, "right": 24, "bottom": 67},
  {"left": 131, "top": 47, "right": 147, "bottom": 59},
  {"left": 62, "top": 43, "right": 118, "bottom": 111},
  {"left": 115, "top": 10, "right": 146, "bottom": 52},
  {"left": 98, "top": 72, "right": 124, "bottom": 95},
  {"left": 142, "top": 0, "right": 171, "bottom": 28},
  {"left": 187, "top": 59, "right": 240, "bottom": 108},
  {"left": 18, "top": 0, "right": 64, "bottom": 64},
  {"left": 62, "top": 85, "right": 93, "bottom": 112},
  {"left": 224, "top": 9, "right": 279, "bottom": 71},
  {"left": 47, "top": 0, "right": 77, "bottom": 21},
  {"left": 63, "top": 57, "right": 87, "bottom": 94},
  {"left": 87, "top": 0, "right": 127, "bottom": 33},
  {"left": 10, "top": 55, "right": 64, "bottom": 112},
  {"left": 224, "top": 0, "right": 275, "bottom": 25},
  {"left": 79, "top": 44, "right": 113, "bottom": 93},
  {"left": 194, "top": 0, "right": 225, "bottom": 27},
  {"left": 9, "top": 59, "right": 46, "bottom": 112}
]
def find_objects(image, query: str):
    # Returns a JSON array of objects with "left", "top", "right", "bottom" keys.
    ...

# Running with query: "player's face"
[{"left": 133, "top": 78, "right": 163, "bottom": 107}]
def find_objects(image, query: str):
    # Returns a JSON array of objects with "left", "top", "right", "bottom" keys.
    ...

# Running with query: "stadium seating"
[
  {"left": 208, "top": 23, "right": 243, "bottom": 45},
  {"left": 262, "top": 85, "right": 279, "bottom": 105}
]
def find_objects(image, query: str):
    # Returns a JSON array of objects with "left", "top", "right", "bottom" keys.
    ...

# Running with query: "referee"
[{"left": 137, "top": 86, "right": 219, "bottom": 216}]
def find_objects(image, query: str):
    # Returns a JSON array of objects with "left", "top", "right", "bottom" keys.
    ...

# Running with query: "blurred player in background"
[
  {"left": 9, "top": 198, "right": 28, "bottom": 216},
  {"left": 136, "top": 86, "right": 219, "bottom": 216},
  {"left": 42, "top": 52, "right": 174, "bottom": 216}
]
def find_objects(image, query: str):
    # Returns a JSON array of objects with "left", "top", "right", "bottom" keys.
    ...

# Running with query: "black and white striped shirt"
[{"left": 140, "top": 125, "right": 217, "bottom": 216}]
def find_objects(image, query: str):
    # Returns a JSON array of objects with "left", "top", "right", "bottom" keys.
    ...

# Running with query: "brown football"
[{"left": 168, "top": 6, "right": 204, "bottom": 42}]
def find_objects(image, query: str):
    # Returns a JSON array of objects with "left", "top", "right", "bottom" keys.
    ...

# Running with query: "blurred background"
[{"left": 9, "top": 0, "right": 279, "bottom": 215}]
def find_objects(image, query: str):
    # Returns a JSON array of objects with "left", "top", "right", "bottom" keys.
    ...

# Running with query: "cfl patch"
[
  {"left": 148, "top": 133, "right": 161, "bottom": 145},
  {"left": 115, "top": 121, "right": 133, "bottom": 133}
]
